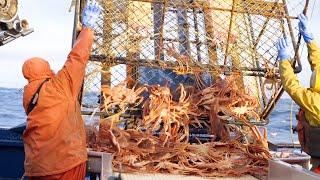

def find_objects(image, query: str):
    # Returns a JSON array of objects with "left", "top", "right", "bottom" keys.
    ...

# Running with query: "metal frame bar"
[
  {"left": 90, "top": 55, "right": 280, "bottom": 78},
  {"left": 129, "top": 0, "right": 297, "bottom": 19},
  {"left": 283, "top": 0, "right": 302, "bottom": 72},
  {"left": 126, "top": 1, "right": 139, "bottom": 88},
  {"left": 253, "top": 0, "right": 281, "bottom": 49},
  {"left": 192, "top": 1, "right": 202, "bottom": 62},
  {"left": 242, "top": 4, "right": 266, "bottom": 108},
  {"left": 252, "top": 0, "right": 282, "bottom": 107},
  {"left": 100, "top": 0, "right": 114, "bottom": 112},
  {"left": 72, "top": 0, "right": 81, "bottom": 47},
  {"left": 223, "top": 0, "right": 236, "bottom": 65},
  {"left": 154, "top": 0, "right": 167, "bottom": 61},
  {"left": 74, "top": 0, "right": 86, "bottom": 105},
  {"left": 203, "top": 1, "right": 218, "bottom": 65},
  {"left": 177, "top": 0, "right": 191, "bottom": 55}
]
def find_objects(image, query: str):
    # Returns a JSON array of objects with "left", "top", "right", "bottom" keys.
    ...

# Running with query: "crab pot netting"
[{"left": 80, "top": 0, "right": 308, "bottom": 124}]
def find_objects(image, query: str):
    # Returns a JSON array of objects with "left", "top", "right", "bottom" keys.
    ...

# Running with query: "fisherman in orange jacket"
[{"left": 21, "top": 1, "right": 102, "bottom": 179}]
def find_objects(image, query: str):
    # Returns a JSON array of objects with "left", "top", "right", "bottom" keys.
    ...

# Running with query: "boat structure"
[{"left": 0, "top": 0, "right": 33, "bottom": 46}]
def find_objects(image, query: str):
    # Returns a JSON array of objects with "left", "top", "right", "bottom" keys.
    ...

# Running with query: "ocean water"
[
  {"left": 0, "top": 87, "right": 298, "bottom": 144},
  {"left": 0, "top": 88, "right": 26, "bottom": 129}
]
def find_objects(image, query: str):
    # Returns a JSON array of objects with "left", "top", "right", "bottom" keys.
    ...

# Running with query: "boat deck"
[{"left": 115, "top": 173, "right": 258, "bottom": 180}]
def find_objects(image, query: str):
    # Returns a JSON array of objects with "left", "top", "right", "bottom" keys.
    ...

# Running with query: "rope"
[{"left": 289, "top": 100, "right": 295, "bottom": 147}]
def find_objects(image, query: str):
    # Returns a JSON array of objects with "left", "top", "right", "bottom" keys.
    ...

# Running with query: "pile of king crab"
[{"left": 86, "top": 75, "right": 270, "bottom": 178}]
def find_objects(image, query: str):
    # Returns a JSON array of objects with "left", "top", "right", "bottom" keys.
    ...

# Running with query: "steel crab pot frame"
[{"left": 74, "top": 0, "right": 310, "bottom": 126}]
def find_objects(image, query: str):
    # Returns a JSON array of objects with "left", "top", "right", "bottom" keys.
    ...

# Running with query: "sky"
[
  {"left": 0, "top": 0, "right": 319, "bottom": 92},
  {"left": 0, "top": 0, "right": 74, "bottom": 88}
]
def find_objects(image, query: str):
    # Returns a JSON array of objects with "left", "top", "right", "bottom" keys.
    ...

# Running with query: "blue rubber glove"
[
  {"left": 82, "top": 0, "right": 102, "bottom": 29},
  {"left": 298, "top": 14, "right": 314, "bottom": 43},
  {"left": 277, "top": 38, "right": 292, "bottom": 61}
]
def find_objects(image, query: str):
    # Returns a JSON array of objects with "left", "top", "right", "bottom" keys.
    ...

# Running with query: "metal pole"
[
  {"left": 282, "top": 0, "right": 306, "bottom": 73},
  {"left": 203, "top": 1, "right": 218, "bottom": 65},
  {"left": 72, "top": 0, "right": 81, "bottom": 47},
  {"left": 192, "top": 4, "right": 201, "bottom": 62},
  {"left": 75, "top": 0, "right": 86, "bottom": 105},
  {"left": 290, "top": 0, "right": 310, "bottom": 72},
  {"left": 177, "top": 1, "right": 190, "bottom": 55},
  {"left": 153, "top": 0, "right": 166, "bottom": 61}
]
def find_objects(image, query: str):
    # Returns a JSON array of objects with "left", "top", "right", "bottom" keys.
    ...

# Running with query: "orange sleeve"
[{"left": 55, "top": 28, "right": 94, "bottom": 98}]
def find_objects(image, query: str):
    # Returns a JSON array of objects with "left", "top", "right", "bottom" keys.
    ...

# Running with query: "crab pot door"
[{"left": 80, "top": 0, "right": 309, "bottom": 125}]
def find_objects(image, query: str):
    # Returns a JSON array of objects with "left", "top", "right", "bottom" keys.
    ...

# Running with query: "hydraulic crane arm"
[{"left": 0, "top": 0, "right": 33, "bottom": 46}]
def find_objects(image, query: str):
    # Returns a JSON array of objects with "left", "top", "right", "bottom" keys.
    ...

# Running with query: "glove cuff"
[
  {"left": 82, "top": 24, "right": 95, "bottom": 29},
  {"left": 304, "top": 33, "right": 314, "bottom": 43},
  {"left": 278, "top": 53, "right": 291, "bottom": 61},
  {"left": 279, "top": 56, "right": 291, "bottom": 61},
  {"left": 82, "top": 18, "right": 96, "bottom": 29}
]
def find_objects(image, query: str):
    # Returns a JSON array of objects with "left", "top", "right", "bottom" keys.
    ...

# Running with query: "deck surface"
[{"left": 116, "top": 173, "right": 258, "bottom": 180}]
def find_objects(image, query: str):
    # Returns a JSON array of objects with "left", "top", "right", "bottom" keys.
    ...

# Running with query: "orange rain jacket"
[{"left": 22, "top": 28, "right": 93, "bottom": 176}]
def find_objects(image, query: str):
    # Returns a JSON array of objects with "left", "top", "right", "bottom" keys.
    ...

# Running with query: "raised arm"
[
  {"left": 55, "top": 0, "right": 102, "bottom": 98},
  {"left": 277, "top": 38, "right": 320, "bottom": 117},
  {"left": 307, "top": 41, "right": 320, "bottom": 70},
  {"left": 279, "top": 60, "right": 319, "bottom": 114},
  {"left": 59, "top": 28, "right": 94, "bottom": 97},
  {"left": 298, "top": 14, "right": 320, "bottom": 70}
]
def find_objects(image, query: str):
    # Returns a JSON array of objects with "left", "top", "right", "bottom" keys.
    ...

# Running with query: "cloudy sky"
[
  {"left": 0, "top": 0, "right": 319, "bottom": 91},
  {"left": 0, "top": 0, "right": 74, "bottom": 88}
]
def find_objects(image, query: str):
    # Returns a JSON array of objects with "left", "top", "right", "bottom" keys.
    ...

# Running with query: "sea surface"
[{"left": 0, "top": 87, "right": 299, "bottom": 144}]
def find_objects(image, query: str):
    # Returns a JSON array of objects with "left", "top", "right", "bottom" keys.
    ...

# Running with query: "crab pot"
[{"left": 78, "top": 0, "right": 309, "bottom": 126}]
